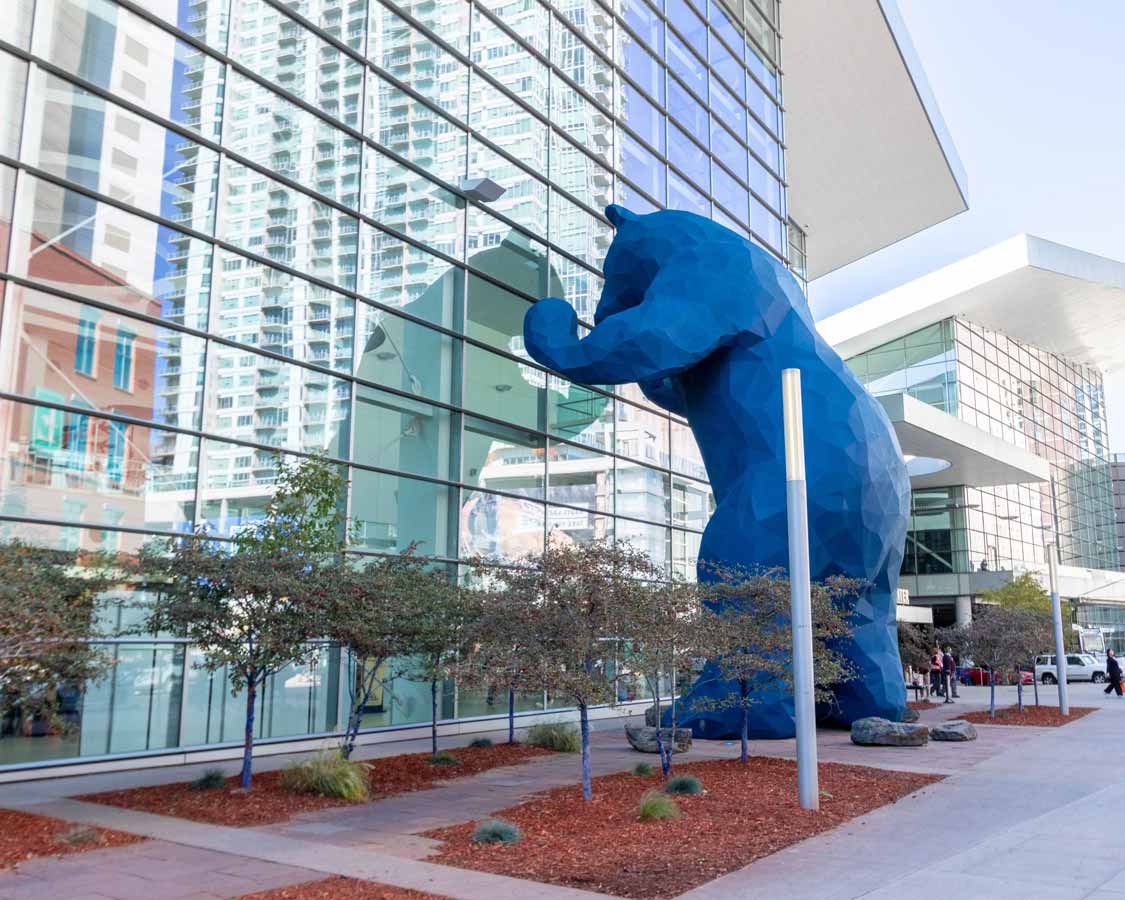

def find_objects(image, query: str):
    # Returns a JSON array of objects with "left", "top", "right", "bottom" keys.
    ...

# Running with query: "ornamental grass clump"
[
  {"left": 468, "top": 736, "right": 493, "bottom": 749},
  {"left": 279, "top": 752, "right": 370, "bottom": 801},
  {"left": 471, "top": 818, "right": 522, "bottom": 845},
  {"left": 633, "top": 762, "right": 654, "bottom": 776},
  {"left": 664, "top": 774, "right": 703, "bottom": 796},
  {"left": 190, "top": 768, "right": 227, "bottom": 791},
  {"left": 638, "top": 789, "right": 680, "bottom": 821},
  {"left": 526, "top": 722, "right": 581, "bottom": 753},
  {"left": 429, "top": 750, "right": 461, "bottom": 766}
]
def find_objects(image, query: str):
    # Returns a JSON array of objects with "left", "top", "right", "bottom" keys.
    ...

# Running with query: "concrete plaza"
[{"left": 0, "top": 682, "right": 1122, "bottom": 900}]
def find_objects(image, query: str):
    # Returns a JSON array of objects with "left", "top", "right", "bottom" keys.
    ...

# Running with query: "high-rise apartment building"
[{"left": 0, "top": 0, "right": 966, "bottom": 775}]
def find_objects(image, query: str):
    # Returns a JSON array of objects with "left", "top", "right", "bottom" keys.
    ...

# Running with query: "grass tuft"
[
  {"left": 638, "top": 789, "right": 680, "bottom": 821},
  {"left": 468, "top": 736, "right": 493, "bottom": 749},
  {"left": 664, "top": 774, "right": 703, "bottom": 796},
  {"left": 632, "top": 762, "right": 654, "bottom": 776},
  {"left": 526, "top": 722, "right": 581, "bottom": 753},
  {"left": 279, "top": 751, "right": 370, "bottom": 801},
  {"left": 471, "top": 818, "right": 522, "bottom": 845},
  {"left": 428, "top": 750, "right": 461, "bottom": 766},
  {"left": 190, "top": 768, "right": 227, "bottom": 791},
  {"left": 56, "top": 825, "right": 101, "bottom": 846}
]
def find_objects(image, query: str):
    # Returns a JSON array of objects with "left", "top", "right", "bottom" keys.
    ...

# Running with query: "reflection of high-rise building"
[{"left": 0, "top": 0, "right": 967, "bottom": 774}]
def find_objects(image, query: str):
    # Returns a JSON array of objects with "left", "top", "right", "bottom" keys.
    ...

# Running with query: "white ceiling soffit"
[
  {"left": 818, "top": 235, "right": 1125, "bottom": 372},
  {"left": 784, "top": 0, "right": 968, "bottom": 279},
  {"left": 879, "top": 393, "right": 1050, "bottom": 489}
]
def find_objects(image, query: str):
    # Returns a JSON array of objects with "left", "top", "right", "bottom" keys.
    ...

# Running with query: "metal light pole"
[
  {"left": 1047, "top": 542, "right": 1069, "bottom": 716},
  {"left": 782, "top": 368, "right": 818, "bottom": 811}
]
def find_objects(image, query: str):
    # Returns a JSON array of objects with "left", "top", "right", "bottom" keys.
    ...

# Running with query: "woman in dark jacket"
[{"left": 1105, "top": 649, "right": 1122, "bottom": 697}]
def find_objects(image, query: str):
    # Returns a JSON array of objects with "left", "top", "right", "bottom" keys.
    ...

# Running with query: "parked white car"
[{"left": 1034, "top": 653, "right": 1106, "bottom": 684}]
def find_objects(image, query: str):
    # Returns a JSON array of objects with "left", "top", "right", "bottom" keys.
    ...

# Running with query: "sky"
[{"left": 807, "top": 1, "right": 1125, "bottom": 451}]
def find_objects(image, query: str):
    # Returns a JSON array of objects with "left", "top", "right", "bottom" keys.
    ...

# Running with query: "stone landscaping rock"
[
  {"left": 644, "top": 705, "right": 659, "bottom": 727},
  {"left": 624, "top": 725, "right": 692, "bottom": 754},
  {"left": 930, "top": 719, "right": 978, "bottom": 742},
  {"left": 850, "top": 717, "right": 929, "bottom": 747},
  {"left": 901, "top": 708, "right": 920, "bottom": 723}
]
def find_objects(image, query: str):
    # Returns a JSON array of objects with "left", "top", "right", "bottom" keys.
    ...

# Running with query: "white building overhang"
[
  {"left": 879, "top": 393, "right": 1050, "bottom": 489},
  {"left": 784, "top": 0, "right": 968, "bottom": 279},
  {"left": 819, "top": 235, "right": 1125, "bottom": 372}
]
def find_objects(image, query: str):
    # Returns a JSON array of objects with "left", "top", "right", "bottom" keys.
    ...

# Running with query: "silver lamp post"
[
  {"left": 1047, "top": 541, "right": 1069, "bottom": 715},
  {"left": 782, "top": 368, "right": 819, "bottom": 811}
]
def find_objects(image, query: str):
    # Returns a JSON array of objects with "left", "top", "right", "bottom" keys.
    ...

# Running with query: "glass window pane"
[
  {"left": 551, "top": 76, "right": 613, "bottom": 168},
  {"left": 222, "top": 160, "right": 359, "bottom": 291},
  {"left": 549, "top": 131, "right": 613, "bottom": 213},
  {"left": 475, "top": 0, "right": 549, "bottom": 57},
  {"left": 712, "top": 163, "right": 749, "bottom": 226},
  {"left": 34, "top": 0, "right": 226, "bottom": 142},
  {"left": 469, "top": 70, "right": 548, "bottom": 176},
  {"left": 550, "top": 254, "right": 603, "bottom": 324},
  {"left": 353, "top": 468, "right": 457, "bottom": 555},
  {"left": 619, "top": 83, "right": 664, "bottom": 154},
  {"left": 368, "top": 76, "right": 468, "bottom": 186},
  {"left": 460, "top": 488, "right": 544, "bottom": 561},
  {"left": 469, "top": 137, "right": 548, "bottom": 236},
  {"left": 547, "top": 440, "right": 612, "bottom": 512},
  {"left": 463, "top": 415, "right": 545, "bottom": 499},
  {"left": 667, "top": 70, "right": 707, "bottom": 137},
  {"left": 8, "top": 174, "right": 213, "bottom": 331},
  {"left": 0, "top": 398, "right": 197, "bottom": 531},
  {"left": 615, "top": 517, "right": 669, "bottom": 572},
  {"left": 389, "top": 0, "right": 470, "bottom": 53},
  {"left": 617, "top": 32, "right": 664, "bottom": 105},
  {"left": 672, "top": 474, "right": 713, "bottom": 529},
  {"left": 22, "top": 69, "right": 220, "bottom": 233},
  {"left": 466, "top": 272, "right": 533, "bottom": 352},
  {"left": 552, "top": 16, "right": 614, "bottom": 117},
  {"left": 666, "top": 30, "right": 706, "bottom": 98},
  {"left": 369, "top": 6, "right": 468, "bottom": 120},
  {"left": 0, "top": 53, "right": 25, "bottom": 160},
  {"left": 80, "top": 645, "right": 183, "bottom": 755},
  {"left": 283, "top": 0, "right": 367, "bottom": 53},
  {"left": 0, "top": 284, "right": 207, "bottom": 429},
  {"left": 615, "top": 458, "right": 670, "bottom": 525},
  {"left": 463, "top": 342, "right": 545, "bottom": 431},
  {"left": 547, "top": 504, "right": 611, "bottom": 546},
  {"left": 357, "top": 226, "right": 460, "bottom": 328},
  {"left": 668, "top": 123, "right": 709, "bottom": 194},
  {"left": 466, "top": 205, "right": 549, "bottom": 297},
  {"left": 621, "top": 0, "right": 663, "bottom": 54},
  {"left": 667, "top": 0, "right": 707, "bottom": 57},
  {"left": 216, "top": 250, "right": 356, "bottom": 374},
  {"left": 362, "top": 148, "right": 464, "bottom": 260},
  {"left": 549, "top": 189, "right": 612, "bottom": 270},
  {"left": 671, "top": 419, "right": 707, "bottom": 479},
  {"left": 615, "top": 399, "right": 669, "bottom": 466},
  {"left": 711, "top": 119, "right": 748, "bottom": 182},
  {"left": 203, "top": 345, "right": 352, "bottom": 457},
  {"left": 354, "top": 384, "right": 455, "bottom": 481},
  {"left": 547, "top": 375, "right": 613, "bottom": 450},
  {"left": 1, "top": 0, "right": 35, "bottom": 49},
  {"left": 354, "top": 300, "right": 456, "bottom": 404},
  {"left": 555, "top": 0, "right": 612, "bottom": 59},
  {"left": 232, "top": 0, "right": 364, "bottom": 127}
]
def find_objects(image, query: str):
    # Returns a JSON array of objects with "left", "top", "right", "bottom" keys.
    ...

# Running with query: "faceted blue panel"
[{"left": 523, "top": 205, "right": 911, "bottom": 738}]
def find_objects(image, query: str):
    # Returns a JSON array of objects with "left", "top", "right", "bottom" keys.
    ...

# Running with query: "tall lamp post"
[
  {"left": 782, "top": 368, "right": 818, "bottom": 811},
  {"left": 1047, "top": 541, "right": 1069, "bottom": 716}
]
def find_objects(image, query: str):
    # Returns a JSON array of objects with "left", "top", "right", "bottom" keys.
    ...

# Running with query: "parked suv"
[{"left": 1034, "top": 653, "right": 1106, "bottom": 684}]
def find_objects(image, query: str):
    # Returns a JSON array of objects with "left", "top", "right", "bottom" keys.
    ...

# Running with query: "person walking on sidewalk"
[
  {"left": 1105, "top": 649, "right": 1123, "bottom": 697},
  {"left": 942, "top": 647, "right": 956, "bottom": 704}
]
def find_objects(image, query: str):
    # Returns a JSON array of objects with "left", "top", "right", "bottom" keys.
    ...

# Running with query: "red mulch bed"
[
  {"left": 0, "top": 808, "right": 143, "bottom": 870},
  {"left": 907, "top": 700, "right": 937, "bottom": 709},
  {"left": 234, "top": 877, "right": 448, "bottom": 899},
  {"left": 81, "top": 743, "right": 551, "bottom": 828},
  {"left": 960, "top": 705, "right": 1098, "bottom": 727},
  {"left": 427, "top": 757, "right": 941, "bottom": 899}
]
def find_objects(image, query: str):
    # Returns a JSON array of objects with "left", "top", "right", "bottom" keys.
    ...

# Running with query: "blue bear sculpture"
[{"left": 523, "top": 205, "right": 911, "bottom": 738}]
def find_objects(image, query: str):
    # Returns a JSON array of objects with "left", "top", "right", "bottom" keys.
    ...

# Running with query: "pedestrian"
[
  {"left": 942, "top": 647, "right": 956, "bottom": 703},
  {"left": 930, "top": 647, "right": 943, "bottom": 698},
  {"left": 1105, "top": 649, "right": 1123, "bottom": 697}
]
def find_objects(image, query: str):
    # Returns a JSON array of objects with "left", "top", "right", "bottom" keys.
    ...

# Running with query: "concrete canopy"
[
  {"left": 784, "top": 0, "right": 968, "bottom": 279},
  {"left": 878, "top": 393, "right": 1050, "bottom": 489},
  {"left": 819, "top": 235, "right": 1125, "bottom": 372}
]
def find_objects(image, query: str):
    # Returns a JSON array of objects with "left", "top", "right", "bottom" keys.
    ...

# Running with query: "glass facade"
[
  {"left": 847, "top": 317, "right": 1119, "bottom": 577},
  {"left": 0, "top": 0, "right": 787, "bottom": 769}
]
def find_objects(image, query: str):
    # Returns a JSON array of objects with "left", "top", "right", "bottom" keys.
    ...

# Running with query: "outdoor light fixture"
[
  {"left": 460, "top": 176, "right": 506, "bottom": 203},
  {"left": 494, "top": 383, "right": 513, "bottom": 392}
]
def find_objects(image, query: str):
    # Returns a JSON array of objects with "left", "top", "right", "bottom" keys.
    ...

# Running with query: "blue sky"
[{"left": 807, "top": 1, "right": 1125, "bottom": 451}]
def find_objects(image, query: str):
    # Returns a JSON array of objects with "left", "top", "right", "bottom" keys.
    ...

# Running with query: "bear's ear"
[{"left": 605, "top": 204, "right": 640, "bottom": 228}]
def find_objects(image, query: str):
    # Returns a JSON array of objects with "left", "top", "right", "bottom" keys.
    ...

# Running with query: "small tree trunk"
[
  {"left": 241, "top": 675, "right": 257, "bottom": 789},
  {"left": 507, "top": 686, "right": 515, "bottom": 744},
  {"left": 740, "top": 680, "right": 749, "bottom": 765},
  {"left": 989, "top": 668, "right": 996, "bottom": 719},
  {"left": 430, "top": 677, "right": 439, "bottom": 757},
  {"left": 666, "top": 692, "right": 679, "bottom": 777},
  {"left": 579, "top": 702, "right": 592, "bottom": 801},
  {"left": 1032, "top": 660, "right": 1039, "bottom": 706},
  {"left": 1017, "top": 674, "right": 1024, "bottom": 712}
]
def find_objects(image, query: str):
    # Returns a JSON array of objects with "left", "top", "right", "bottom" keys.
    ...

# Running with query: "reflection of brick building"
[{"left": 0, "top": 233, "right": 161, "bottom": 543}]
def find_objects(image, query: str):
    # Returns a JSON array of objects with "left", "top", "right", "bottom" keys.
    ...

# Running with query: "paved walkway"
[{"left": 1, "top": 683, "right": 1121, "bottom": 899}]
